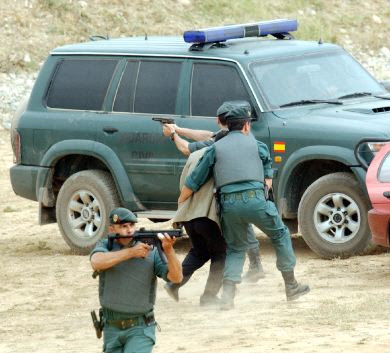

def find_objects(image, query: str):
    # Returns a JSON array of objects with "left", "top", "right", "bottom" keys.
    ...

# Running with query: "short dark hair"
[
  {"left": 217, "top": 113, "right": 228, "bottom": 126},
  {"left": 227, "top": 118, "right": 250, "bottom": 131}
]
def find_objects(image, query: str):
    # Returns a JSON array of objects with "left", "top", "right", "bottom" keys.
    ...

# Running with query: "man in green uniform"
[
  {"left": 163, "top": 111, "right": 265, "bottom": 283},
  {"left": 178, "top": 101, "right": 309, "bottom": 310},
  {"left": 90, "top": 208, "right": 182, "bottom": 352}
]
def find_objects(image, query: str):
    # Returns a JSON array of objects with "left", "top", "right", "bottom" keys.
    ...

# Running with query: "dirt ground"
[{"left": 0, "top": 128, "right": 389, "bottom": 353}]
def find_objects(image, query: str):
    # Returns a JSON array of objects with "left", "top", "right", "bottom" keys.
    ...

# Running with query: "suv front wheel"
[
  {"left": 56, "top": 170, "right": 120, "bottom": 254},
  {"left": 298, "top": 172, "right": 371, "bottom": 258}
]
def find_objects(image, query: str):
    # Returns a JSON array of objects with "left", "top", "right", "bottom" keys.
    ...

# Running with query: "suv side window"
[
  {"left": 134, "top": 60, "right": 182, "bottom": 114},
  {"left": 113, "top": 61, "right": 139, "bottom": 112},
  {"left": 113, "top": 60, "right": 182, "bottom": 114},
  {"left": 46, "top": 59, "right": 118, "bottom": 110},
  {"left": 191, "top": 62, "right": 251, "bottom": 117}
]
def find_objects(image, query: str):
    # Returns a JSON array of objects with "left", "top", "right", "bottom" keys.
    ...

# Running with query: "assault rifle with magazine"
[
  {"left": 108, "top": 227, "right": 183, "bottom": 261},
  {"left": 92, "top": 228, "right": 183, "bottom": 279}
]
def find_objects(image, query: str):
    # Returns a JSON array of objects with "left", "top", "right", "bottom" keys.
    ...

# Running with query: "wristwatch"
[{"left": 170, "top": 131, "right": 176, "bottom": 141}]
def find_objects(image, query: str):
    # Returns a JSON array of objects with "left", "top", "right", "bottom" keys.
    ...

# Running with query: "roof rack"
[{"left": 189, "top": 41, "right": 228, "bottom": 52}]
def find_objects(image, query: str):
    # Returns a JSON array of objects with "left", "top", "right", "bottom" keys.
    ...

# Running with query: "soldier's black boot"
[
  {"left": 243, "top": 247, "right": 265, "bottom": 283},
  {"left": 164, "top": 275, "right": 191, "bottom": 302},
  {"left": 220, "top": 280, "right": 236, "bottom": 311},
  {"left": 200, "top": 293, "right": 221, "bottom": 307},
  {"left": 282, "top": 271, "right": 310, "bottom": 301},
  {"left": 200, "top": 258, "right": 224, "bottom": 307}
]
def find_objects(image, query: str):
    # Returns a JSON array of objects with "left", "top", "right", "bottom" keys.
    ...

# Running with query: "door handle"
[
  {"left": 103, "top": 126, "right": 118, "bottom": 134},
  {"left": 383, "top": 191, "right": 390, "bottom": 198}
]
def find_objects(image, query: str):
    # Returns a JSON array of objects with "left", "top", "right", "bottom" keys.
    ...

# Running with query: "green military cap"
[
  {"left": 216, "top": 100, "right": 252, "bottom": 120},
  {"left": 109, "top": 207, "right": 138, "bottom": 224}
]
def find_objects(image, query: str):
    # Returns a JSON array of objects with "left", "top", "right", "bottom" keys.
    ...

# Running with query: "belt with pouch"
[
  {"left": 221, "top": 189, "right": 262, "bottom": 202},
  {"left": 107, "top": 313, "right": 155, "bottom": 330}
]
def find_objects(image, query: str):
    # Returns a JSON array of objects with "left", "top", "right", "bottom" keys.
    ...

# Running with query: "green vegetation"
[{"left": 1, "top": 0, "right": 389, "bottom": 73}]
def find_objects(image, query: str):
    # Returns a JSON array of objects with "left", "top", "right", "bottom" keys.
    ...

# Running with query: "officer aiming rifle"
[
  {"left": 90, "top": 207, "right": 182, "bottom": 352},
  {"left": 92, "top": 228, "right": 183, "bottom": 278}
]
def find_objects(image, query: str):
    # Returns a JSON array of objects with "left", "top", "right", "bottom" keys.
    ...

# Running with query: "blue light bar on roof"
[{"left": 184, "top": 19, "right": 298, "bottom": 44}]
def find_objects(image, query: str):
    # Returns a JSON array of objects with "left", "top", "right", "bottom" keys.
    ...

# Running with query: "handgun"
[
  {"left": 152, "top": 117, "right": 175, "bottom": 124},
  {"left": 91, "top": 310, "right": 103, "bottom": 339}
]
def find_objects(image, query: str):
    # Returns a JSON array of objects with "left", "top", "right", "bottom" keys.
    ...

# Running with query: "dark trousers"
[{"left": 182, "top": 217, "right": 226, "bottom": 296}]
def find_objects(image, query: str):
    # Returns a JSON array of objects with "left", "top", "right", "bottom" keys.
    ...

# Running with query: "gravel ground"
[
  {"left": 0, "top": 48, "right": 389, "bottom": 130},
  {"left": 0, "top": 129, "right": 389, "bottom": 353},
  {"left": 0, "top": 71, "right": 37, "bottom": 130}
]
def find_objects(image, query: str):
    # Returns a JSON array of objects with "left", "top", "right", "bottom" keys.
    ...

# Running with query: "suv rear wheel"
[
  {"left": 56, "top": 170, "right": 120, "bottom": 254},
  {"left": 298, "top": 172, "right": 371, "bottom": 258}
]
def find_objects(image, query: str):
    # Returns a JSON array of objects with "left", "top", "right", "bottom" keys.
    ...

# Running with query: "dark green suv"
[{"left": 10, "top": 22, "right": 390, "bottom": 256}]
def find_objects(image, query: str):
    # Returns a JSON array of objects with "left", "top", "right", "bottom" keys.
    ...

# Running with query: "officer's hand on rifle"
[
  {"left": 159, "top": 233, "right": 176, "bottom": 254},
  {"left": 129, "top": 242, "right": 151, "bottom": 258}
]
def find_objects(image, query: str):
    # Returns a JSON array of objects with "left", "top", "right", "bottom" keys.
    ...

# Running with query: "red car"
[{"left": 366, "top": 143, "right": 390, "bottom": 247}]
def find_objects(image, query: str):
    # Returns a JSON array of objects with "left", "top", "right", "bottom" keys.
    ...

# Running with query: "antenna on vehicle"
[{"left": 89, "top": 35, "right": 109, "bottom": 41}]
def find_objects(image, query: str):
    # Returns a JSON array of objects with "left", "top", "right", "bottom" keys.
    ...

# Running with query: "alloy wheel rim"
[
  {"left": 67, "top": 190, "right": 102, "bottom": 239},
  {"left": 313, "top": 192, "right": 360, "bottom": 244}
]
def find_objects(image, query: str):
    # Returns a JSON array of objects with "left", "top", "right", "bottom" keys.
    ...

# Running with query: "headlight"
[{"left": 367, "top": 141, "right": 387, "bottom": 154}]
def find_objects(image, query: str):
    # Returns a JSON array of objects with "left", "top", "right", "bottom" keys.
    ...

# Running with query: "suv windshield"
[{"left": 250, "top": 50, "right": 386, "bottom": 109}]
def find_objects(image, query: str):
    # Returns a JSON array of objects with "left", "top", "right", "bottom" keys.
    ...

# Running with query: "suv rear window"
[
  {"left": 114, "top": 60, "right": 182, "bottom": 114},
  {"left": 191, "top": 63, "right": 250, "bottom": 117},
  {"left": 46, "top": 59, "right": 118, "bottom": 110}
]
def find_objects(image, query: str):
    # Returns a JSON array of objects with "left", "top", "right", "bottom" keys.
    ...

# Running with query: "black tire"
[
  {"left": 56, "top": 170, "right": 120, "bottom": 254},
  {"left": 298, "top": 172, "right": 371, "bottom": 259}
]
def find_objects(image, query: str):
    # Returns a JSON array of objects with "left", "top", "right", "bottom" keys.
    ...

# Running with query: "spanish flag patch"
[{"left": 273, "top": 141, "right": 286, "bottom": 153}]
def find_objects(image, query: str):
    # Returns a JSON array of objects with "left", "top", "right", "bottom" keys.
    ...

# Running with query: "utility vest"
[
  {"left": 214, "top": 132, "right": 264, "bottom": 188},
  {"left": 99, "top": 240, "right": 157, "bottom": 315}
]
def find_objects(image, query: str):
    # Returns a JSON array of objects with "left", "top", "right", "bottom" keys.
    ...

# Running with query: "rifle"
[
  {"left": 152, "top": 117, "right": 175, "bottom": 125},
  {"left": 91, "top": 309, "right": 103, "bottom": 339},
  {"left": 92, "top": 228, "right": 183, "bottom": 278},
  {"left": 107, "top": 228, "right": 183, "bottom": 263}
]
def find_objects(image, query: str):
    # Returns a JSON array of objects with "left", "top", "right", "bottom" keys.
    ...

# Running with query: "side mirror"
[{"left": 380, "top": 80, "right": 390, "bottom": 93}]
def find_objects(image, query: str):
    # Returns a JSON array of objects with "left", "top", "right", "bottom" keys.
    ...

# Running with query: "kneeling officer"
[{"left": 90, "top": 208, "right": 182, "bottom": 353}]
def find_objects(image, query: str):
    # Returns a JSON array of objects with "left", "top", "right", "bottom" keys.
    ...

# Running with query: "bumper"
[
  {"left": 10, "top": 164, "right": 48, "bottom": 201},
  {"left": 368, "top": 209, "right": 390, "bottom": 247}
]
